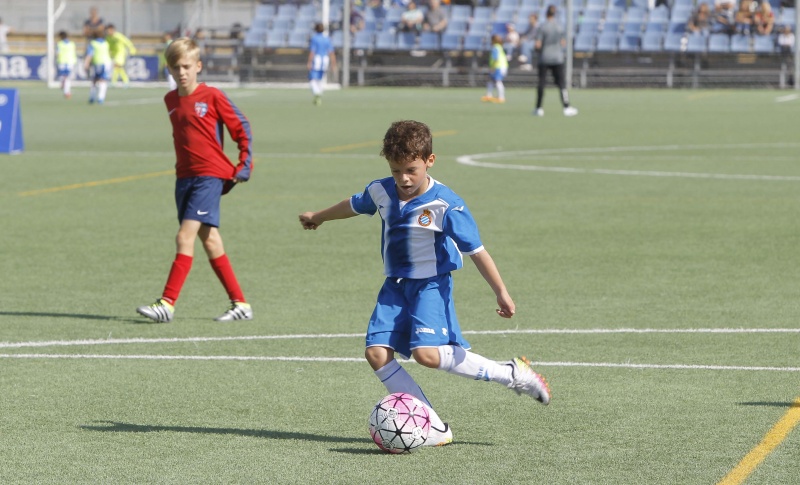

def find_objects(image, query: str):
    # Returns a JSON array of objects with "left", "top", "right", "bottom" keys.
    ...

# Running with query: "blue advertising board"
[
  {"left": 0, "top": 55, "right": 160, "bottom": 81},
  {"left": 0, "top": 88, "right": 23, "bottom": 154}
]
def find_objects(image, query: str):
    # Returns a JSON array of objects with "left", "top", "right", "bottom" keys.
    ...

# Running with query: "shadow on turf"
[
  {"left": 80, "top": 420, "right": 372, "bottom": 444},
  {"left": 0, "top": 311, "right": 141, "bottom": 323},
  {"left": 739, "top": 401, "right": 800, "bottom": 408}
]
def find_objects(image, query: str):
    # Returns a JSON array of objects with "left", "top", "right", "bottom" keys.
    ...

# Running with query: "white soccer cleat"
[
  {"left": 507, "top": 356, "right": 551, "bottom": 405},
  {"left": 563, "top": 106, "right": 579, "bottom": 117},
  {"left": 136, "top": 299, "right": 174, "bottom": 323},
  {"left": 215, "top": 301, "right": 253, "bottom": 322},
  {"left": 425, "top": 423, "right": 453, "bottom": 447},
  {"left": 534, "top": 108, "right": 545, "bottom": 117}
]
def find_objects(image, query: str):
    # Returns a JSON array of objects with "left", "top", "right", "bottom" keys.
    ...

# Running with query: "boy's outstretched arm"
[
  {"left": 299, "top": 199, "right": 357, "bottom": 230},
  {"left": 469, "top": 250, "right": 516, "bottom": 319}
]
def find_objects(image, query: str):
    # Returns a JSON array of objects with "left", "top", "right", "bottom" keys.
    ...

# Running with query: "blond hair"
[{"left": 165, "top": 37, "right": 201, "bottom": 67}]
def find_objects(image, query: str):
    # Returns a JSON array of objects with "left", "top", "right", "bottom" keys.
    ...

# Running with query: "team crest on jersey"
[
  {"left": 194, "top": 102, "right": 208, "bottom": 117},
  {"left": 417, "top": 209, "right": 433, "bottom": 227}
]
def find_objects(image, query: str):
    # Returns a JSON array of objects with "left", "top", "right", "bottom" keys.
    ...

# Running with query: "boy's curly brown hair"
[{"left": 380, "top": 120, "right": 433, "bottom": 163}]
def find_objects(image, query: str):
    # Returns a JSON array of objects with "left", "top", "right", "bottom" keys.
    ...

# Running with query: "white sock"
[
  {"left": 62, "top": 77, "right": 71, "bottom": 95},
  {"left": 89, "top": 85, "right": 97, "bottom": 101},
  {"left": 374, "top": 359, "right": 446, "bottom": 429},
  {"left": 486, "top": 82, "right": 493, "bottom": 97},
  {"left": 310, "top": 80, "right": 322, "bottom": 96},
  {"left": 496, "top": 81, "right": 505, "bottom": 99},
  {"left": 437, "top": 345, "right": 513, "bottom": 386},
  {"left": 98, "top": 82, "right": 108, "bottom": 102}
]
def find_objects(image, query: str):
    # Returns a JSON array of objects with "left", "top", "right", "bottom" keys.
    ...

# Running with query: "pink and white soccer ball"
[{"left": 368, "top": 392, "right": 431, "bottom": 453}]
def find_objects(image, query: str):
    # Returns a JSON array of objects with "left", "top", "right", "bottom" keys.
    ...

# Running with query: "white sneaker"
[
  {"left": 563, "top": 106, "right": 578, "bottom": 117},
  {"left": 534, "top": 108, "right": 545, "bottom": 116},
  {"left": 507, "top": 357, "right": 551, "bottom": 405},
  {"left": 425, "top": 423, "right": 453, "bottom": 447},
  {"left": 215, "top": 301, "right": 253, "bottom": 322},
  {"left": 136, "top": 299, "right": 174, "bottom": 323}
]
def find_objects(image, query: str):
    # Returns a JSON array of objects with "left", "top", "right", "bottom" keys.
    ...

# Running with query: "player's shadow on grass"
[
  {"left": 739, "top": 401, "right": 800, "bottom": 408},
  {"left": 80, "top": 420, "right": 372, "bottom": 444},
  {"left": 0, "top": 311, "right": 140, "bottom": 323}
]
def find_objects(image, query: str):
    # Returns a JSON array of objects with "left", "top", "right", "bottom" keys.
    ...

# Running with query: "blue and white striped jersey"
[{"left": 350, "top": 176, "right": 484, "bottom": 279}]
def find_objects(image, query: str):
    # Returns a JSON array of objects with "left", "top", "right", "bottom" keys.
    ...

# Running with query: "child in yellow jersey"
[
  {"left": 56, "top": 31, "right": 77, "bottom": 99},
  {"left": 481, "top": 34, "right": 508, "bottom": 103},
  {"left": 83, "top": 27, "right": 111, "bottom": 104}
]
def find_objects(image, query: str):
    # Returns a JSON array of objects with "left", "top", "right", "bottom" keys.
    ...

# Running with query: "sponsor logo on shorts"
[{"left": 415, "top": 327, "right": 435, "bottom": 335}]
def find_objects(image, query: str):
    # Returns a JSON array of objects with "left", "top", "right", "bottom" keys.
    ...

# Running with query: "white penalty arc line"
[
  {"left": 456, "top": 143, "right": 800, "bottom": 181},
  {"left": 1, "top": 328, "right": 798, "bottom": 349},
  {"left": 1, "top": 353, "right": 798, "bottom": 372}
]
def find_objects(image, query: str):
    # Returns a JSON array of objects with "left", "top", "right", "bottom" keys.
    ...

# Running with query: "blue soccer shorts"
[
  {"left": 175, "top": 176, "right": 223, "bottom": 227},
  {"left": 490, "top": 67, "right": 507, "bottom": 82},
  {"left": 365, "top": 273, "right": 471, "bottom": 359},
  {"left": 308, "top": 69, "right": 326, "bottom": 81},
  {"left": 91, "top": 63, "right": 111, "bottom": 81}
]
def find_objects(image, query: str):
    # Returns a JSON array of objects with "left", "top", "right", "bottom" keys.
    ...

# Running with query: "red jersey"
[{"left": 164, "top": 83, "right": 253, "bottom": 181}]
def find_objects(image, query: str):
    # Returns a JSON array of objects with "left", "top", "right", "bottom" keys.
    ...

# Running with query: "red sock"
[
  {"left": 209, "top": 254, "right": 245, "bottom": 302},
  {"left": 162, "top": 253, "right": 193, "bottom": 305}
]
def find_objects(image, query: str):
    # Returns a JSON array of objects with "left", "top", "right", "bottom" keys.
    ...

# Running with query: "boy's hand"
[
  {"left": 496, "top": 292, "right": 515, "bottom": 319},
  {"left": 299, "top": 212, "right": 320, "bottom": 230}
]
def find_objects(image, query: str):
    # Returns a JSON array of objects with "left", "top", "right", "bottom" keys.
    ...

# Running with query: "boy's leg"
[
  {"left": 162, "top": 219, "right": 202, "bottom": 304},
  {"left": 97, "top": 80, "right": 108, "bottom": 103},
  {"left": 200, "top": 226, "right": 246, "bottom": 303}
]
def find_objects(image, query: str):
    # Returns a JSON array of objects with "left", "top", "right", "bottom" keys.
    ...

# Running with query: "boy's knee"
[
  {"left": 365, "top": 346, "right": 393, "bottom": 370},
  {"left": 411, "top": 347, "right": 440, "bottom": 369}
]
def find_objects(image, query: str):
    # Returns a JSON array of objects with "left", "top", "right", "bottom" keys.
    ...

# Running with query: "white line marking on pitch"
[
  {"left": 775, "top": 94, "right": 799, "bottom": 103},
  {"left": 1, "top": 328, "right": 798, "bottom": 349},
  {"left": 1, "top": 353, "right": 798, "bottom": 372},
  {"left": 456, "top": 143, "right": 800, "bottom": 181}
]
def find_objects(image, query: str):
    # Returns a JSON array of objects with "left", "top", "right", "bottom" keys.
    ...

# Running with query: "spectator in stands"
[
  {"left": 753, "top": 1, "right": 775, "bottom": 36},
  {"left": 0, "top": 18, "right": 11, "bottom": 54},
  {"left": 521, "top": 13, "right": 539, "bottom": 41},
  {"left": 230, "top": 22, "right": 244, "bottom": 40},
  {"left": 83, "top": 6, "right": 104, "bottom": 51},
  {"left": 777, "top": 24, "right": 794, "bottom": 55},
  {"left": 534, "top": 5, "right": 578, "bottom": 117},
  {"left": 423, "top": 0, "right": 449, "bottom": 35},
  {"left": 368, "top": 0, "right": 387, "bottom": 23},
  {"left": 400, "top": 1, "right": 425, "bottom": 34},
  {"left": 308, "top": 22, "right": 337, "bottom": 106},
  {"left": 351, "top": 8, "right": 366, "bottom": 35},
  {"left": 688, "top": 3, "right": 712, "bottom": 35},
  {"left": 504, "top": 23, "right": 521, "bottom": 61},
  {"left": 712, "top": 0, "right": 736, "bottom": 35},
  {"left": 735, "top": 0, "right": 754, "bottom": 35}
]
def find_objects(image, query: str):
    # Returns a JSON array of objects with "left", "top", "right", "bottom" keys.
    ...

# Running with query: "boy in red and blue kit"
[{"left": 137, "top": 37, "right": 253, "bottom": 323}]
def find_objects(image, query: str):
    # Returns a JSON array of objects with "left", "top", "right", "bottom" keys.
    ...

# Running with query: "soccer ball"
[{"left": 368, "top": 392, "right": 431, "bottom": 453}]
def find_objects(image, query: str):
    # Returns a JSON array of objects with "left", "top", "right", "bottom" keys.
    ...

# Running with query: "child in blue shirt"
[{"left": 299, "top": 120, "right": 550, "bottom": 446}]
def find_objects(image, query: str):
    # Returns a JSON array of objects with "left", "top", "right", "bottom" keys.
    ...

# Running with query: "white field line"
[
  {"left": 456, "top": 143, "right": 800, "bottom": 181},
  {"left": 775, "top": 94, "right": 799, "bottom": 103},
  {"left": 1, "top": 353, "right": 798, "bottom": 372},
  {"left": 1, "top": 328, "right": 799, "bottom": 349}
]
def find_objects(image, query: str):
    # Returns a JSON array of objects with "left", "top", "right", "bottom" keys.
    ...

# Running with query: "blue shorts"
[
  {"left": 490, "top": 67, "right": 507, "bottom": 82},
  {"left": 58, "top": 64, "right": 72, "bottom": 77},
  {"left": 175, "top": 176, "right": 223, "bottom": 227},
  {"left": 308, "top": 69, "right": 326, "bottom": 81},
  {"left": 91, "top": 64, "right": 111, "bottom": 81},
  {"left": 366, "top": 273, "right": 471, "bottom": 359}
]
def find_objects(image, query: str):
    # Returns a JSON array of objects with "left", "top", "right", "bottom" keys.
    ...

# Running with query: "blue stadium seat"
[
  {"left": 668, "top": 21, "right": 687, "bottom": 35},
  {"left": 596, "top": 31, "right": 618, "bottom": 51},
  {"left": 441, "top": 33, "right": 462, "bottom": 50},
  {"left": 449, "top": 5, "right": 472, "bottom": 21},
  {"left": 581, "top": 10, "right": 604, "bottom": 23},
  {"left": 491, "top": 22, "right": 509, "bottom": 35},
  {"left": 623, "top": 21, "right": 643, "bottom": 34},
  {"left": 473, "top": 6, "right": 494, "bottom": 21},
  {"left": 419, "top": 31, "right": 440, "bottom": 50},
  {"left": 287, "top": 30, "right": 309, "bottom": 48},
  {"left": 573, "top": 32, "right": 596, "bottom": 51},
  {"left": 754, "top": 34, "right": 776, "bottom": 53},
  {"left": 271, "top": 18, "right": 292, "bottom": 32},
  {"left": 276, "top": 4, "right": 298, "bottom": 19},
  {"left": 397, "top": 31, "right": 417, "bottom": 49},
  {"left": 463, "top": 34, "right": 486, "bottom": 51},
  {"left": 602, "top": 21, "right": 620, "bottom": 34},
  {"left": 618, "top": 33, "right": 640, "bottom": 51},
  {"left": 648, "top": 5, "right": 670, "bottom": 24},
  {"left": 470, "top": 19, "right": 491, "bottom": 35},
  {"left": 708, "top": 33, "right": 730, "bottom": 52},
  {"left": 672, "top": 0, "right": 693, "bottom": 9},
  {"left": 255, "top": 4, "right": 276, "bottom": 19},
  {"left": 519, "top": 0, "right": 541, "bottom": 9},
  {"left": 579, "top": 21, "right": 600, "bottom": 35},
  {"left": 243, "top": 29, "right": 267, "bottom": 48},
  {"left": 663, "top": 33, "right": 684, "bottom": 51},
  {"left": 670, "top": 6, "right": 692, "bottom": 24},
  {"left": 605, "top": 7, "right": 624, "bottom": 23},
  {"left": 266, "top": 30, "right": 287, "bottom": 48},
  {"left": 444, "top": 19, "right": 469, "bottom": 35},
  {"left": 494, "top": 9, "right": 516, "bottom": 24},
  {"left": 374, "top": 31, "right": 396, "bottom": 50},
  {"left": 685, "top": 33, "right": 707, "bottom": 53},
  {"left": 499, "top": 0, "right": 521, "bottom": 9},
  {"left": 644, "top": 21, "right": 666, "bottom": 34},
  {"left": 779, "top": 9, "right": 796, "bottom": 27},
  {"left": 584, "top": 0, "right": 607, "bottom": 10},
  {"left": 331, "top": 30, "right": 343, "bottom": 49},
  {"left": 625, "top": 8, "right": 646, "bottom": 23},
  {"left": 353, "top": 31, "right": 374, "bottom": 50},
  {"left": 730, "top": 34, "right": 751, "bottom": 52},
  {"left": 641, "top": 31, "right": 663, "bottom": 51}
]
